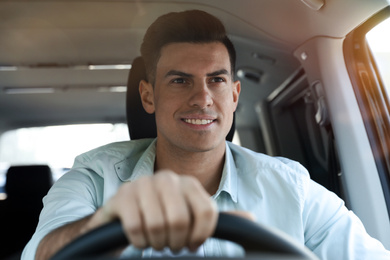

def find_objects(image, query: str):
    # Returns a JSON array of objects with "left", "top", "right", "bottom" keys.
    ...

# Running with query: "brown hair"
[{"left": 140, "top": 10, "right": 236, "bottom": 85}]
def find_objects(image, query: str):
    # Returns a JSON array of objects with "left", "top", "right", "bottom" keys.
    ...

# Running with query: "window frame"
[{"left": 344, "top": 6, "right": 390, "bottom": 217}]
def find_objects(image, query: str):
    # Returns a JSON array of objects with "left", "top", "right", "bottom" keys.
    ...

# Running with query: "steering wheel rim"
[{"left": 51, "top": 212, "right": 318, "bottom": 260}]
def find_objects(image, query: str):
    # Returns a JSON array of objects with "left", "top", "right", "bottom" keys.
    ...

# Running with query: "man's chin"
[{"left": 180, "top": 138, "right": 226, "bottom": 154}]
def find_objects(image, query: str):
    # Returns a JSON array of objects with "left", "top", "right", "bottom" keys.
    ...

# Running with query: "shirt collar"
[
  {"left": 212, "top": 142, "right": 238, "bottom": 203},
  {"left": 116, "top": 139, "right": 238, "bottom": 204}
]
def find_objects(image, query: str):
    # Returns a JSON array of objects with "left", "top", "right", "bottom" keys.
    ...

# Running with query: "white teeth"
[{"left": 184, "top": 119, "right": 213, "bottom": 125}]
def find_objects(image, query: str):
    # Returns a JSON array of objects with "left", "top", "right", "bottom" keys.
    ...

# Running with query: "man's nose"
[{"left": 189, "top": 82, "right": 213, "bottom": 109}]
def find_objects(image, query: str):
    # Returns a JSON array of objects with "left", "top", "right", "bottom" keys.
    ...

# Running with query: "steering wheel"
[{"left": 51, "top": 212, "right": 318, "bottom": 260}]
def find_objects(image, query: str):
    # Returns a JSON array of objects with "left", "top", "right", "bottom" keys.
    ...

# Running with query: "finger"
[
  {"left": 137, "top": 177, "right": 167, "bottom": 251},
  {"left": 110, "top": 182, "right": 148, "bottom": 249},
  {"left": 181, "top": 176, "right": 218, "bottom": 251},
  {"left": 155, "top": 172, "right": 191, "bottom": 251}
]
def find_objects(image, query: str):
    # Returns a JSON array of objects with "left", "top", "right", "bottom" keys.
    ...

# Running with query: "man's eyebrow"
[
  {"left": 206, "top": 69, "right": 230, "bottom": 77},
  {"left": 165, "top": 69, "right": 230, "bottom": 79},
  {"left": 165, "top": 70, "right": 193, "bottom": 78}
]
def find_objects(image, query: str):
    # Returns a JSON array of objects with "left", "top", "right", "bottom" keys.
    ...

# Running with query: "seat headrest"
[
  {"left": 126, "top": 57, "right": 235, "bottom": 141},
  {"left": 5, "top": 165, "right": 53, "bottom": 198},
  {"left": 126, "top": 57, "right": 157, "bottom": 140}
]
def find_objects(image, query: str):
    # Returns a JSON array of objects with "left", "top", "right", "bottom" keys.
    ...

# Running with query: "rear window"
[{"left": 0, "top": 123, "right": 129, "bottom": 190}]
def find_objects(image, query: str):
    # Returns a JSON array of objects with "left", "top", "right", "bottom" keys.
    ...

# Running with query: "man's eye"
[
  {"left": 210, "top": 77, "right": 225, "bottom": 83},
  {"left": 172, "top": 78, "right": 187, "bottom": 84}
]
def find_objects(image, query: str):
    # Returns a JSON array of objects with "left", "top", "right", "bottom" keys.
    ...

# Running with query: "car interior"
[{"left": 0, "top": 0, "right": 390, "bottom": 259}]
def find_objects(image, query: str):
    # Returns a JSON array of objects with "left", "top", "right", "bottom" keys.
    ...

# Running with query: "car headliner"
[{"left": 0, "top": 0, "right": 388, "bottom": 133}]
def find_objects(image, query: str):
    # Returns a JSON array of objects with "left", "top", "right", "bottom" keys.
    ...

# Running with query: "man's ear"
[
  {"left": 139, "top": 80, "right": 155, "bottom": 114},
  {"left": 232, "top": 80, "right": 241, "bottom": 112}
]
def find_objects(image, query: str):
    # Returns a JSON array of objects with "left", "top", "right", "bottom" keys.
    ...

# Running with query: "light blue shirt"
[{"left": 22, "top": 139, "right": 390, "bottom": 259}]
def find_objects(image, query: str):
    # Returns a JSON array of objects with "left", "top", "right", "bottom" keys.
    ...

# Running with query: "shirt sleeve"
[
  {"left": 303, "top": 180, "right": 390, "bottom": 259},
  {"left": 21, "top": 163, "right": 104, "bottom": 260}
]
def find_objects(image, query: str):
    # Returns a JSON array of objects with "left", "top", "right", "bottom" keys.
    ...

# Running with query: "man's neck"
[{"left": 154, "top": 140, "right": 226, "bottom": 196}]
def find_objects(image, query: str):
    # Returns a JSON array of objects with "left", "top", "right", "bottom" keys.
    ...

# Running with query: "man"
[{"left": 23, "top": 10, "right": 390, "bottom": 260}]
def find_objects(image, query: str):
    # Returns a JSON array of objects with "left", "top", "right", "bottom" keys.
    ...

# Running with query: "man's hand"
[
  {"left": 35, "top": 170, "right": 218, "bottom": 260},
  {"left": 85, "top": 170, "right": 218, "bottom": 252}
]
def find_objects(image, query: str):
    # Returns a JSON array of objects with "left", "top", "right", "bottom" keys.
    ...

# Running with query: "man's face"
[{"left": 142, "top": 42, "right": 240, "bottom": 154}]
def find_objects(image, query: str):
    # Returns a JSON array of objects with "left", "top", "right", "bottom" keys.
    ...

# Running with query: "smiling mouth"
[{"left": 183, "top": 119, "right": 215, "bottom": 125}]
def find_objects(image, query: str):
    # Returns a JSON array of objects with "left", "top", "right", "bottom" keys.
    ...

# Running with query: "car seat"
[
  {"left": 126, "top": 56, "right": 235, "bottom": 141},
  {"left": 0, "top": 165, "right": 53, "bottom": 259}
]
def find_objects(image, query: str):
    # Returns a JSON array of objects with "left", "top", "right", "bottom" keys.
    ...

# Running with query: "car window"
[
  {"left": 0, "top": 123, "right": 129, "bottom": 189},
  {"left": 366, "top": 17, "right": 390, "bottom": 91}
]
